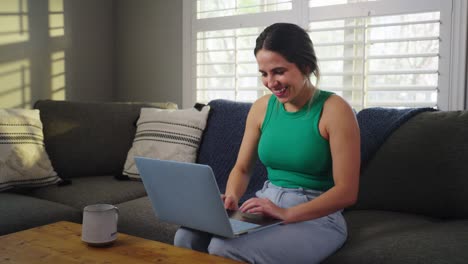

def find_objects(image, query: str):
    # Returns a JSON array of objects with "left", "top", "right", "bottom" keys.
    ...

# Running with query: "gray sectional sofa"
[{"left": 1, "top": 99, "right": 467, "bottom": 264}]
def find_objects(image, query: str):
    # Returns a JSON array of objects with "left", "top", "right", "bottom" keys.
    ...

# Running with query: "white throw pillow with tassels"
[
  {"left": 123, "top": 106, "right": 210, "bottom": 180},
  {"left": 0, "top": 109, "right": 60, "bottom": 192}
]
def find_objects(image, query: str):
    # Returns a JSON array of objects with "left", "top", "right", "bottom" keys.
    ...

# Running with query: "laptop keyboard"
[{"left": 229, "top": 218, "right": 261, "bottom": 233}]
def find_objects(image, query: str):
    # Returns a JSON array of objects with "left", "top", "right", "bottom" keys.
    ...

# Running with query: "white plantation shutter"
[
  {"left": 196, "top": 27, "right": 269, "bottom": 102},
  {"left": 183, "top": 0, "right": 466, "bottom": 110},
  {"left": 197, "top": 0, "right": 292, "bottom": 19},
  {"left": 310, "top": 11, "right": 441, "bottom": 110},
  {"left": 309, "top": 0, "right": 380, "bottom": 8}
]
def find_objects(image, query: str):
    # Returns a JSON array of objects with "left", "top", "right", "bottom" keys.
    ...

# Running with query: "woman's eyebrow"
[
  {"left": 273, "top": 67, "right": 286, "bottom": 71},
  {"left": 259, "top": 67, "right": 287, "bottom": 73}
]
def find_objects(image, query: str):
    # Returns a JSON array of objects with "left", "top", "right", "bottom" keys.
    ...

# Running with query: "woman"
[{"left": 174, "top": 23, "right": 360, "bottom": 264}]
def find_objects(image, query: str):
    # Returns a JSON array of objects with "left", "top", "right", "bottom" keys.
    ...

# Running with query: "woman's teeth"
[{"left": 274, "top": 87, "right": 287, "bottom": 96}]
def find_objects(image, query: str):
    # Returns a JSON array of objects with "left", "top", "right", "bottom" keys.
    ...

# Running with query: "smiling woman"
[
  {"left": 254, "top": 23, "right": 319, "bottom": 112},
  {"left": 256, "top": 50, "right": 311, "bottom": 106},
  {"left": 175, "top": 23, "right": 361, "bottom": 264}
]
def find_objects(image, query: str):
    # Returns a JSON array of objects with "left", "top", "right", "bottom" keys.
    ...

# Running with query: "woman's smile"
[
  {"left": 256, "top": 49, "right": 313, "bottom": 111},
  {"left": 272, "top": 86, "right": 288, "bottom": 97}
]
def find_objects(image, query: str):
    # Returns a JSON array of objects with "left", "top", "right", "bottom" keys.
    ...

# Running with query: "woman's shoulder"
[
  {"left": 248, "top": 94, "right": 272, "bottom": 126},
  {"left": 323, "top": 93, "right": 353, "bottom": 112},
  {"left": 255, "top": 94, "right": 273, "bottom": 104},
  {"left": 251, "top": 94, "right": 272, "bottom": 112},
  {"left": 321, "top": 93, "right": 356, "bottom": 124}
]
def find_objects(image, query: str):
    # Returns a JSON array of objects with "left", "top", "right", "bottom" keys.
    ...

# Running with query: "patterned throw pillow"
[
  {"left": 123, "top": 106, "right": 210, "bottom": 180},
  {"left": 0, "top": 109, "right": 60, "bottom": 192}
]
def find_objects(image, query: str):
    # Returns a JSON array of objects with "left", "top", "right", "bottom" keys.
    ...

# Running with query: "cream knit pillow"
[
  {"left": 0, "top": 109, "right": 60, "bottom": 192},
  {"left": 123, "top": 106, "right": 210, "bottom": 180}
]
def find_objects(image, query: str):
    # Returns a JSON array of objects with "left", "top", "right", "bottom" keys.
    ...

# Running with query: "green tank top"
[{"left": 258, "top": 90, "right": 334, "bottom": 191}]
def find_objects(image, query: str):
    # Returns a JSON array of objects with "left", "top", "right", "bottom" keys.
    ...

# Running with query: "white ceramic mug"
[{"left": 81, "top": 204, "right": 119, "bottom": 246}]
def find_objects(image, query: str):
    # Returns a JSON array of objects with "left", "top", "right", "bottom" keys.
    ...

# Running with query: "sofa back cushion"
[
  {"left": 197, "top": 99, "right": 267, "bottom": 202},
  {"left": 34, "top": 100, "right": 177, "bottom": 179},
  {"left": 354, "top": 110, "right": 468, "bottom": 219}
]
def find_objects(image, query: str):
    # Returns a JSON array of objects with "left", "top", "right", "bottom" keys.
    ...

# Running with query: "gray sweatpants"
[{"left": 174, "top": 181, "right": 347, "bottom": 264}]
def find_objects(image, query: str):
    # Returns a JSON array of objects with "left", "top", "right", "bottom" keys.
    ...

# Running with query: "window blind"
[
  {"left": 310, "top": 12, "right": 440, "bottom": 110},
  {"left": 185, "top": 0, "right": 465, "bottom": 110},
  {"left": 197, "top": 0, "right": 292, "bottom": 19},
  {"left": 196, "top": 27, "right": 269, "bottom": 102}
]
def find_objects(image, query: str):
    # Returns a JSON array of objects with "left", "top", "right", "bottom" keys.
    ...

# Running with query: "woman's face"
[{"left": 256, "top": 49, "right": 311, "bottom": 109}]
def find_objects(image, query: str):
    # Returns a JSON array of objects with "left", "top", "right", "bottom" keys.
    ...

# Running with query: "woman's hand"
[
  {"left": 221, "top": 194, "right": 239, "bottom": 210},
  {"left": 239, "top": 198, "right": 288, "bottom": 221}
]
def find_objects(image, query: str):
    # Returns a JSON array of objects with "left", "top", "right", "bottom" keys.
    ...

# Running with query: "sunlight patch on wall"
[
  {"left": 49, "top": 0, "right": 64, "bottom": 37},
  {"left": 49, "top": 0, "right": 66, "bottom": 100},
  {"left": 0, "top": 0, "right": 29, "bottom": 46},
  {"left": 50, "top": 51, "right": 65, "bottom": 100},
  {"left": 0, "top": 60, "right": 31, "bottom": 108}
]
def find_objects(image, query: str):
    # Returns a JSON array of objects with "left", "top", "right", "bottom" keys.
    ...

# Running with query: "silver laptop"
[{"left": 134, "top": 156, "right": 283, "bottom": 238}]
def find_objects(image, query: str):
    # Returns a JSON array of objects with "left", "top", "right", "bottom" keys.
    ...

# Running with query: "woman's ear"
[{"left": 303, "top": 66, "right": 312, "bottom": 76}]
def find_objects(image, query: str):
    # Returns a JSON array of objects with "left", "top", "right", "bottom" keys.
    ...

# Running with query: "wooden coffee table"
[{"left": 0, "top": 221, "right": 242, "bottom": 263}]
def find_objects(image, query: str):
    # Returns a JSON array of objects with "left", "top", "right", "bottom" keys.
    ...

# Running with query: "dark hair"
[{"left": 254, "top": 23, "right": 320, "bottom": 81}]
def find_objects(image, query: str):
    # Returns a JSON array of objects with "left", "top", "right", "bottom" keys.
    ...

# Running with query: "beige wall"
[
  {"left": 0, "top": 0, "right": 182, "bottom": 108},
  {"left": 114, "top": 0, "right": 183, "bottom": 106},
  {"left": 64, "top": 0, "right": 114, "bottom": 102},
  {"left": 0, "top": 0, "right": 114, "bottom": 108}
]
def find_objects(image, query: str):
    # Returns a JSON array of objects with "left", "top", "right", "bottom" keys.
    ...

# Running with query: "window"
[
  {"left": 183, "top": 0, "right": 467, "bottom": 110},
  {"left": 196, "top": 27, "right": 266, "bottom": 103},
  {"left": 197, "top": 0, "right": 292, "bottom": 19},
  {"left": 309, "top": 12, "right": 440, "bottom": 109}
]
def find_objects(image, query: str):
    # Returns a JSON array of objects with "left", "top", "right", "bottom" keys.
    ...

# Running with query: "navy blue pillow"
[{"left": 197, "top": 99, "right": 267, "bottom": 202}]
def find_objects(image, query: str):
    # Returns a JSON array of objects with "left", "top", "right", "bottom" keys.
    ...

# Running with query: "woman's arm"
[
  {"left": 223, "top": 95, "right": 270, "bottom": 210},
  {"left": 240, "top": 95, "right": 360, "bottom": 223}
]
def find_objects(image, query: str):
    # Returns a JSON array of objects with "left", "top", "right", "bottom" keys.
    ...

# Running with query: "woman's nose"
[{"left": 266, "top": 76, "right": 277, "bottom": 88}]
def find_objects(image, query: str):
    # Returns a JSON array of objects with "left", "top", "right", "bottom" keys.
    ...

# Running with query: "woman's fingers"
[
  {"left": 240, "top": 198, "right": 286, "bottom": 220},
  {"left": 239, "top": 198, "right": 266, "bottom": 212},
  {"left": 223, "top": 195, "right": 239, "bottom": 210}
]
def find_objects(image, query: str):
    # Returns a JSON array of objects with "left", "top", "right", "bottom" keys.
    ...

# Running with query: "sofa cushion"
[
  {"left": 116, "top": 196, "right": 179, "bottom": 244},
  {"left": 324, "top": 210, "right": 468, "bottom": 264},
  {"left": 33, "top": 100, "right": 177, "bottom": 179},
  {"left": 354, "top": 110, "right": 468, "bottom": 219},
  {"left": 0, "top": 109, "right": 60, "bottom": 192},
  {"left": 123, "top": 106, "right": 210, "bottom": 180},
  {"left": 0, "top": 193, "right": 81, "bottom": 235},
  {"left": 197, "top": 99, "right": 267, "bottom": 202},
  {"left": 27, "top": 176, "right": 147, "bottom": 210},
  {"left": 357, "top": 107, "right": 435, "bottom": 168}
]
